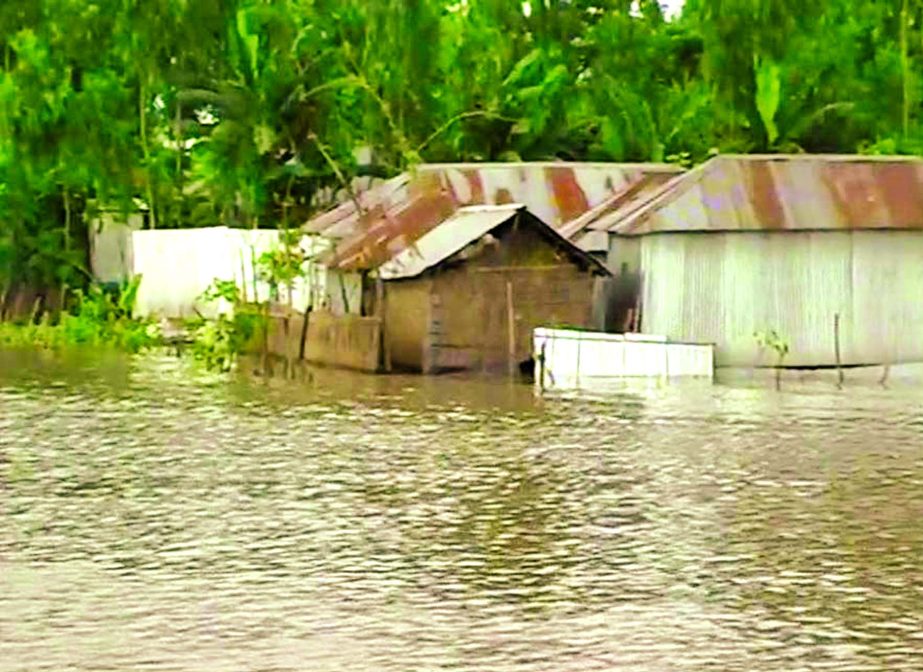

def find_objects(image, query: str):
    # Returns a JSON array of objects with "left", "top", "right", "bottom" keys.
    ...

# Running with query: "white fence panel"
[{"left": 534, "top": 327, "right": 714, "bottom": 392}]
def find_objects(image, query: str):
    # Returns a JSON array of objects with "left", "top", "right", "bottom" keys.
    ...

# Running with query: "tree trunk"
[{"left": 139, "top": 79, "right": 157, "bottom": 229}]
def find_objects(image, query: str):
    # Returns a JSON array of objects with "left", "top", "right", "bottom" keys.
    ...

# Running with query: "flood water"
[{"left": 2, "top": 350, "right": 923, "bottom": 671}]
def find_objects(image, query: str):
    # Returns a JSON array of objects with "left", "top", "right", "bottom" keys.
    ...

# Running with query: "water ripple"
[{"left": 1, "top": 352, "right": 923, "bottom": 671}]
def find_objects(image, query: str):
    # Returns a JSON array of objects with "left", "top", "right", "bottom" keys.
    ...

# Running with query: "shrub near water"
[
  {"left": 185, "top": 280, "right": 266, "bottom": 372},
  {"left": 0, "top": 278, "right": 160, "bottom": 353}
]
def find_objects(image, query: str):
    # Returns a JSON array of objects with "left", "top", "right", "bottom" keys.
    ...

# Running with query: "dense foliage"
[
  {"left": 0, "top": 277, "right": 159, "bottom": 351},
  {"left": 2, "top": 0, "right": 923, "bottom": 297}
]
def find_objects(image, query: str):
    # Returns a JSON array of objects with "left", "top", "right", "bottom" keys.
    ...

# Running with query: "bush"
[{"left": 0, "top": 277, "right": 160, "bottom": 353}]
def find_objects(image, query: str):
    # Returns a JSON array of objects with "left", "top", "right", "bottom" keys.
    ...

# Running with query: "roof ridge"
[{"left": 608, "top": 159, "right": 715, "bottom": 235}]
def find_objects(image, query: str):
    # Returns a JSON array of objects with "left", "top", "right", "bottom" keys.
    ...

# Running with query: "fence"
[{"left": 534, "top": 327, "right": 714, "bottom": 391}]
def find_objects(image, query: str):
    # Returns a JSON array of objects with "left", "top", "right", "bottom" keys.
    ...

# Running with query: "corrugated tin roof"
[
  {"left": 326, "top": 197, "right": 611, "bottom": 277},
  {"left": 378, "top": 204, "right": 525, "bottom": 280},
  {"left": 303, "top": 162, "right": 682, "bottom": 242},
  {"left": 305, "top": 173, "right": 412, "bottom": 240},
  {"left": 322, "top": 172, "right": 459, "bottom": 271},
  {"left": 603, "top": 154, "right": 923, "bottom": 236},
  {"left": 557, "top": 171, "right": 678, "bottom": 246}
]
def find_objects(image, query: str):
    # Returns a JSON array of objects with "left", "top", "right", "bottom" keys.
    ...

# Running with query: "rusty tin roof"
[
  {"left": 304, "top": 162, "right": 682, "bottom": 242},
  {"left": 557, "top": 171, "right": 679, "bottom": 250},
  {"left": 598, "top": 155, "right": 923, "bottom": 236},
  {"left": 326, "top": 198, "right": 610, "bottom": 277},
  {"left": 377, "top": 205, "right": 526, "bottom": 280},
  {"left": 317, "top": 162, "right": 680, "bottom": 271}
]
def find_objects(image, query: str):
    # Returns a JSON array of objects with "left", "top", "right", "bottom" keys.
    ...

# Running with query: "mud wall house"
[
  {"left": 575, "top": 154, "right": 923, "bottom": 368},
  {"left": 322, "top": 204, "right": 610, "bottom": 374}
]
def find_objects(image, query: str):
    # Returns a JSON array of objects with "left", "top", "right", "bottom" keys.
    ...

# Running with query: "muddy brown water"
[{"left": 2, "top": 350, "right": 923, "bottom": 671}]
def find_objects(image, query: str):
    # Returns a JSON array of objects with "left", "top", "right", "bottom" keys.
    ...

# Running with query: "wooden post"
[
  {"left": 283, "top": 311, "right": 293, "bottom": 380},
  {"left": 506, "top": 280, "right": 516, "bottom": 377},
  {"left": 261, "top": 304, "right": 270, "bottom": 378},
  {"left": 834, "top": 313, "right": 844, "bottom": 389},
  {"left": 376, "top": 276, "right": 391, "bottom": 373},
  {"left": 299, "top": 305, "right": 312, "bottom": 361}
]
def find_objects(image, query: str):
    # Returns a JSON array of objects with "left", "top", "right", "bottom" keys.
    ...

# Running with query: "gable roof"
[
  {"left": 303, "top": 161, "right": 683, "bottom": 242},
  {"left": 593, "top": 154, "right": 923, "bottom": 236},
  {"left": 378, "top": 205, "right": 525, "bottom": 279},
  {"left": 556, "top": 171, "right": 679, "bottom": 251},
  {"left": 329, "top": 203, "right": 610, "bottom": 278}
]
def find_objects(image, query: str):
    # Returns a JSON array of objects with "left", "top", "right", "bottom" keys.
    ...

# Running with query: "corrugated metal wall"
[{"left": 637, "top": 231, "right": 923, "bottom": 367}]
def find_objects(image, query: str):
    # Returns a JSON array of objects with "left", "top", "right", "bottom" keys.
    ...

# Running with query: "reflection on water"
[{"left": 2, "top": 350, "right": 923, "bottom": 671}]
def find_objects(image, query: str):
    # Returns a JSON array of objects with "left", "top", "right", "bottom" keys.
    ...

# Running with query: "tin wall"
[{"left": 637, "top": 230, "right": 923, "bottom": 367}]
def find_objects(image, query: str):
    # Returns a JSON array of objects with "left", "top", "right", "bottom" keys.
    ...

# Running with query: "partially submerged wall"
[
  {"left": 426, "top": 265, "right": 596, "bottom": 373},
  {"left": 382, "top": 280, "right": 431, "bottom": 372},
  {"left": 303, "top": 310, "right": 381, "bottom": 373},
  {"left": 638, "top": 230, "right": 923, "bottom": 367}
]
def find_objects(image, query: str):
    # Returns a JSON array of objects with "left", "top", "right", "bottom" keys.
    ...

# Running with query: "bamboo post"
[
  {"left": 376, "top": 276, "right": 391, "bottom": 373},
  {"left": 283, "top": 311, "right": 292, "bottom": 379},
  {"left": 283, "top": 232, "right": 293, "bottom": 379},
  {"left": 339, "top": 273, "right": 351, "bottom": 315},
  {"left": 262, "top": 306, "right": 271, "bottom": 378},
  {"left": 506, "top": 280, "right": 515, "bottom": 377},
  {"left": 834, "top": 313, "right": 844, "bottom": 389},
  {"left": 299, "top": 303, "right": 312, "bottom": 362}
]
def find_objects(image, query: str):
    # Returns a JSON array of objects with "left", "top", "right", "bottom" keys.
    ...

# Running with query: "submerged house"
[
  {"left": 567, "top": 154, "right": 923, "bottom": 368},
  {"left": 304, "top": 161, "right": 681, "bottom": 312},
  {"left": 322, "top": 203, "right": 609, "bottom": 373}
]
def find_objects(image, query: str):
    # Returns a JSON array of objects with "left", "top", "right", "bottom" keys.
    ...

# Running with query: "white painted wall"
[{"left": 130, "top": 227, "right": 330, "bottom": 319}]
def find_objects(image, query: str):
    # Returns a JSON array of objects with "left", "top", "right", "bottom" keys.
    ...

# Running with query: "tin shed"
[
  {"left": 586, "top": 154, "right": 923, "bottom": 368},
  {"left": 326, "top": 204, "right": 609, "bottom": 374}
]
